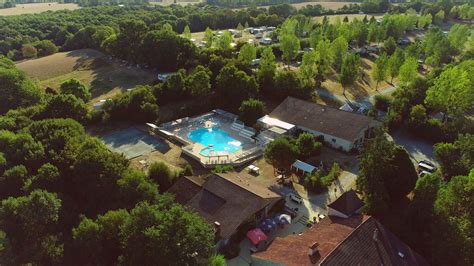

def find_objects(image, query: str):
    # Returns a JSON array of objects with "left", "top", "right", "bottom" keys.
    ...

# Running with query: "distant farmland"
[
  {"left": 0, "top": 2, "right": 79, "bottom": 16},
  {"left": 16, "top": 49, "right": 155, "bottom": 105}
]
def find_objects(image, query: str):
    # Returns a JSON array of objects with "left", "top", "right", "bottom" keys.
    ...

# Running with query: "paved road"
[{"left": 390, "top": 128, "right": 438, "bottom": 165}]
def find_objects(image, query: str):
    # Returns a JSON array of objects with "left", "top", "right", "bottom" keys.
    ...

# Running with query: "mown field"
[
  {"left": 16, "top": 49, "right": 156, "bottom": 105},
  {"left": 149, "top": 0, "right": 201, "bottom": 6},
  {"left": 0, "top": 2, "right": 79, "bottom": 16},
  {"left": 314, "top": 13, "right": 384, "bottom": 23}
]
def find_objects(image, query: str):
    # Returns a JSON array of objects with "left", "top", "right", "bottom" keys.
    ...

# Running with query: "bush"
[
  {"left": 304, "top": 169, "right": 326, "bottom": 193},
  {"left": 296, "top": 132, "right": 322, "bottom": 158},
  {"left": 374, "top": 94, "right": 391, "bottom": 111},
  {"left": 238, "top": 98, "right": 265, "bottom": 126},
  {"left": 321, "top": 162, "right": 341, "bottom": 186},
  {"left": 212, "top": 165, "right": 234, "bottom": 174},
  {"left": 148, "top": 161, "right": 178, "bottom": 192}
]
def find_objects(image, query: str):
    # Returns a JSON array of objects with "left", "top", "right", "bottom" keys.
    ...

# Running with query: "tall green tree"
[
  {"left": 398, "top": 56, "right": 418, "bottom": 85},
  {"left": 216, "top": 31, "right": 232, "bottom": 50},
  {"left": 120, "top": 202, "right": 214, "bottom": 265},
  {"left": 448, "top": 24, "right": 469, "bottom": 53},
  {"left": 425, "top": 60, "right": 474, "bottom": 119},
  {"left": 187, "top": 69, "right": 211, "bottom": 97},
  {"left": 0, "top": 190, "right": 63, "bottom": 265},
  {"left": 299, "top": 51, "right": 318, "bottom": 86},
  {"left": 387, "top": 48, "right": 404, "bottom": 83},
  {"left": 204, "top": 27, "right": 213, "bottom": 48},
  {"left": 182, "top": 25, "right": 191, "bottom": 39},
  {"left": 264, "top": 136, "right": 298, "bottom": 168},
  {"left": 258, "top": 47, "right": 276, "bottom": 93},
  {"left": 238, "top": 43, "right": 257, "bottom": 64},
  {"left": 339, "top": 53, "right": 361, "bottom": 95},
  {"left": 216, "top": 65, "right": 258, "bottom": 105},
  {"left": 331, "top": 36, "right": 348, "bottom": 71},
  {"left": 0, "top": 65, "right": 41, "bottom": 115},
  {"left": 238, "top": 98, "right": 265, "bottom": 126},
  {"left": 280, "top": 33, "right": 300, "bottom": 66},
  {"left": 371, "top": 53, "right": 389, "bottom": 90}
]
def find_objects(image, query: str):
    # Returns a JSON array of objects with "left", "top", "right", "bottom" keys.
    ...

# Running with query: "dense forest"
[{"left": 0, "top": 0, "right": 473, "bottom": 264}]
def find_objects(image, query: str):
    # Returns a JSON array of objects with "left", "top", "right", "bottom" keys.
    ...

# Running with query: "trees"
[
  {"left": 264, "top": 137, "right": 298, "bottom": 168},
  {"left": 299, "top": 51, "right": 318, "bottom": 86},
  {"left": 147, "top": 161, "right": 178, "bottom": 192},
  {"left": 331, "top": 36, "right": 348, "bottom": 70},
  {"left": 238, "top": 98, "right": 265, "bottom": 126},
  {"left": 280, "top": 33, "right": 300, "bottom": 66},
  {"left": 60, "top": 79, "right": 91, "bottom": 102},
  {"left": 40, "top": 94, "right": 89, "bottom": 122},
  {"left": 216, "top": 65, "right": 258, "bottom": 105},
  {"left": 387, "top": 48, "right": 404, "bottom": 83},
  {"left": 182, "top": 25, "right": 191, "bottom": 39},
  {"left": 274, "top": 70, "right": 308, "bottom": 100},
  {"left": 447, "top": 24, "right": 469, "bottom": 53},
  {"left": 238, "top": 43, "right": 257, "bottom": 64},
  {"left": 258, "top": 47, "right": 276, "bottom": 93},
  {"left": 0, "top": 66, "right": 41, "bottom": 115},
  {"left": 432, "top": 171, "right": 474, "bottom": 265},
  {"left": 296, "top": 132, "right": 321, "bottom": 158},
  {"left": 105, "top": 86, "right": 158, "bottom": 123},
  {"left": 381, "top": 37, "right": 397, "bottom": 56},
  {"left": 216, "top": 31, "right": 233, "bottom": 50},
  {"left": 398, "top": 57, "right": 418, "bottom": 85},
  {"left": 0, "top": 190, "right": 63, "bottom": 264},
  {"left": 371, "top": 53, "right": 388, "bottom": 90},
  {"left": 314, "top": 39, "right": 334, "bottom": 78},
  {"left": 34, "top": 40, "right": 58, "bottom": 57},
  {"left": 114, "top": 19, "right": 148, "bottom": 62},
  {"left": 204, "top": 27, "right": 214, "bottom": 48},
  {"left": 434, "top": 134, "right": 473, "bottom": 179},
  {"left": 423, "top": 28, "right": 453, "bottom": 65},
  {"left": 21, "top": 44, "right": 37, "bottom": 59},
  {"left": 339, "top": 53, "right": 361, "bottom": 95},
  {"left": 120, "top": 202, "right": 214, "bottom": 265},
  {"left": 142, "top": 28, "right": 196, "bottom": 71},
  {"left": 357, "top": 134, "right": 417, "bottom": 216},
  {"left": 425, "top": 60, "right": 474, "bottom": 119},
  {"left": 187, "top": 70, "right": 211, "bottom": 97}
]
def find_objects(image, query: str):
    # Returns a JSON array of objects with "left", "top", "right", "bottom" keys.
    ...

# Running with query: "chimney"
[
  {"left": 373, "top": 229, "right": 379, "bottom": 242},
  {"left": 308, "top": 242, "right": 319, "bottom": 256}
]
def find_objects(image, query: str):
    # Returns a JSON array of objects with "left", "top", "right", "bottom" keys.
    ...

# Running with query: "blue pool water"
[{"left": 188, "top": 127, "right": 242, "bottom": 156}]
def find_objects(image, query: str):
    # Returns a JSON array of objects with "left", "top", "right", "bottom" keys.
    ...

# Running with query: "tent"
[
  {"left": 260, "top": 218, "right": 277, "bottom": 232},
  {"left": 275, "top": 214, "right": 291, "bottom": 225},
  {"left": 291, "top": 160, "right": 316, "bottom": 175},
  {"left": 339, "top": 102, "right": 354, "bottom": 112},
  {"left": 247, "top": 228, "right": 268, "bottom": 246}
]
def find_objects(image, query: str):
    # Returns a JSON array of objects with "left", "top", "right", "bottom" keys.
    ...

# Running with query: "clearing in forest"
[
  {"left": 0, "top": 3, "right": 79, "bottom": 16},
  {"left": 15, "top": 49, "right": 156, "bottom": 105}
]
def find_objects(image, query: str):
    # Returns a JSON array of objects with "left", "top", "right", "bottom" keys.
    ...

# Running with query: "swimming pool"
[{"left": 188, "top": 127, "right": 242, "bottom": 156}]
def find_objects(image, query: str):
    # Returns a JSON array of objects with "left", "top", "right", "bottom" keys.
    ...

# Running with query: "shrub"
[
  {"left": 374, "top": 94, "right": 392, "bottom": 111},
  {"left": 238, "top": 98, "right": 265, "bottom": 126},
  {"left": 148, "top": 161, "right": 178, "bottom": 192},
  {"left": 304, "top": 169, "right": 326, "bottom": 193},
  {"left": 212, "top": 165, "right": 234, "bottom": 174},
  {"left": 321, "top": 162, "right": 341, "bottom": 186},
  {"left": 296, "top": 132, "right": 322, "bottom": 158}
]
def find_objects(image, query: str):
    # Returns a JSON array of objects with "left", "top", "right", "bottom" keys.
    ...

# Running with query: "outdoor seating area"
[
  {"left": 247, "top": 164, "right": 260, "bottom": 175},
  {"left": 246, "top": 213, "right": 294, "bottom": 253}
]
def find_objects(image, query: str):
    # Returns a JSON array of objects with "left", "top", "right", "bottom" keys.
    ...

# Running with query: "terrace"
[{"left": 156, "top": 109, "right": 263, "bottom": 167}]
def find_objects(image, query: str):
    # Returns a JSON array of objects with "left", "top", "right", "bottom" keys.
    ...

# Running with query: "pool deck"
[{"left": 158, "top": 110, "right": 263, "bottom": 167}]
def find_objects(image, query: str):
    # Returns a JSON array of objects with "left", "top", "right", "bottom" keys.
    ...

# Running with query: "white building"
[{"left": 258, "top": 97, "right": 379, "bottom": 152}]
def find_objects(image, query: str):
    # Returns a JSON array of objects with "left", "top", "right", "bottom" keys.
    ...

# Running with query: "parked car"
[
  {"left": 418, "top": 160, "right": 436, "bottom": 173},
  {"left": 289, "top": 193, "right": 303, "bottom": 204}
]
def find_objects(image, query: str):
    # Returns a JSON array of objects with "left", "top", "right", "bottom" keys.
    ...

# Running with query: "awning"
[
  {"left": 291, "top": 160, "right": 316, "bottom": 174},
  {"left": 247, "top": 228, "right": 268, "bottom": 246},
  {"left": 146, "top": 123, "right": 159, "bottom": 129},
  {"left": 258, "top": 115, "right": 295, "bottom": 131}
]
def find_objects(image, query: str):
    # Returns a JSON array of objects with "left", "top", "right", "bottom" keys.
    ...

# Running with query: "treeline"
[
  {"left": 64, "top": 0, "right": 149, "bottom": 7},
  {"left": 0, "top": 55, "right": 219, "bottom": 264}
]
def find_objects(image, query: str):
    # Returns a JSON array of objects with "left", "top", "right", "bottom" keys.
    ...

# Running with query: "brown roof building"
[
  {"left": 167, "top": 172, "right": 282, "bottom": 241},
  {"left": 327, "top": 189, "right": 364, "bottom": 218},
  {"left": 261, "top": 97, "right": 378, "bottom": 152},
  {"left": 252, "top": 216, "right": 428, "bottom": 266}
]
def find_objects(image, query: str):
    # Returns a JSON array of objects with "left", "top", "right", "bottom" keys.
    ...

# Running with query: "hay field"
[
  {"left": 233, "top": 1, "right": 358, "bottom": 11},
  {"left": 16, "top": 49, "right": 155, "bottom": 104},
  {"left": 149, "top": 0, "right": 201, "bottom": 6},
  {"left": 0, "top": 3, "right": 79, "bottom": 16}
]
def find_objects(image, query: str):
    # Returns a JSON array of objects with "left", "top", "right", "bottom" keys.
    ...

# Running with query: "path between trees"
[{"left": 315, "top": 84, "right": 397, "bottom": 107}]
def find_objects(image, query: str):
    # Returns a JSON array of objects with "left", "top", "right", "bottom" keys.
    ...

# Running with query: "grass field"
[
  {"left": 16, "top": 49, "right": 156, "bottom": 105},
  {"left": 0, "top": 3, "right": 79, "bottom": 16},
  {"left": 233, "top": 1, "right": 358, "bottom": 11}
]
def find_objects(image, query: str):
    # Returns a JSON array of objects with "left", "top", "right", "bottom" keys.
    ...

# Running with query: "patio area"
[{"left": 157, "top": 109, "right": 263, "bottom": 167}]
